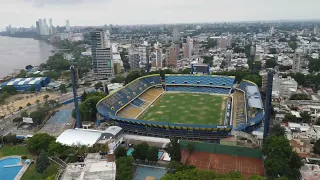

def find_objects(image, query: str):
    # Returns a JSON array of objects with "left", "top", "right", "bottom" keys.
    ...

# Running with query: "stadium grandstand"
[
  {"left": 96, "top": 74, "right": 264, "bottom": 142},
  {"left": 0, "top": 77, "right": 51, "bottom": 91}
]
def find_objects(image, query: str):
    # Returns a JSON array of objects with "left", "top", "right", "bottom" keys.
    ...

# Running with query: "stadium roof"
[
  {"left": 56, "top": 128, "right": 103, "bottom": 147},
  {"left": 1, "top": 77, "right": 50, "bottom": 86},
  {"left": 246, "top": 85, "right": 263, "bottom": 109}
]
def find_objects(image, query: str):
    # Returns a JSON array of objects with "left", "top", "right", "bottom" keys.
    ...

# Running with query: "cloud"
[{"left": 23, "top": 0, "right": 110, "bottom": 7}]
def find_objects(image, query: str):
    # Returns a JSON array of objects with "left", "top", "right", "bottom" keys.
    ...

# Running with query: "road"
[{"left": 0, "top": 86, "right": 95, "bottom": 136}]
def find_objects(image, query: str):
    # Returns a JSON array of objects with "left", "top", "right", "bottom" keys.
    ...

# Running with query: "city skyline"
[{"left": 1, "top": 0, "right": 320, "bottom": 30}]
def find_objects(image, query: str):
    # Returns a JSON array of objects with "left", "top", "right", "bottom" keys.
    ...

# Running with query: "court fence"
[{"left": 180, "top": 140, "right": 262, "bottom": 159}]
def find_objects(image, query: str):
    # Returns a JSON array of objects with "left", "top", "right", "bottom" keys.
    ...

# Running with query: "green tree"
[
  {"left": 289, "top": 93, "right": 310, "bottom": 100},
  {"left": 29, "top": 85, "right": 36, "bottom": 92},
  {"left": 2, "top": 85, "right": 17, "bottom": 95},
  {"left": 94, "top": 81, "right": 103, "bottom": 90},
  {"left": 146, "top": 146, "right": 159, "bottom": 161},
  {"left": 27, "top": 133, "right": 56, "bottom": 154},
  {"left": 265, "top": 58, "right": 277, "bottom": 68},
  {"left": 59, "top": 84, "right": 67, "bottom": 93},
  {"left": 249, "top": 175, "right": 265, "bottom": 180},
  {"left": 81, "top": 91, "right": 88, "bottom": 101},
  {"left": 104, "top": 84, "right": 109, "bottom": 95},
  {"left": 300, "top": 111, "right": 311, "bottom": 123},
  {"left": 268, "top": 48, "right": 277, "bottom": 54},
  {"left": 289, "top": 41, "right": 298, "bottom": 50},
  {"left": 48, "top": 141, "right": 67, "bottom": 157},
  {"left": 76, "top": 95, "right": 104, "bottom": 121},
  {"left": 125, "top": 70, "right": 141, "bottom": 84},
  {"left": 12, "top": 117, "right": 23, "bottom": 123},
  {"left": 21, "top": 110, "right": 29, "bottom": 117},
  {"left": 43, "top": 94, "right": 49, "bottom": 102},
  {"left": 30, "top": 110, "right": 46, "bottom": 125},
  {"left": 282, "top": 114, "right": 299, "bottom": 123},
  {"left": 263, "top": 136, "right": 303, "bottom": 179},
  {"left": 48, "top": 99, "right": 57, "bottom": 106},
  {"left": 167, "top": 137, "right": 181, "bottom": 162},
  {"left": 203, "top": 56, "right": 213, "bottom": 66},
  {"left": 116, "top": 156, "right": 134, "bottom": 180},
  {"left": 243, "top": 74, "right": 262, "bottom": 87},
  {"left": 25, "top": 65, "right": 33, "bottom": 70},
  {"left": 271, "top": 124, "right": 285, "bottom": 137},
  {"left": 111, "top": 75, "right": 125, "bottom": 83},
  {"left": 114, "top": 146, "right": 127, "bottom": 159},
  {"left": 313, "top": 139, "right": 320, "bottom": 155},
  {"left": 132, "top": 142, "right": 149, "bottom": 160},
  {"left": 36, "top": 150, "right": 50, "bottom": 173}
]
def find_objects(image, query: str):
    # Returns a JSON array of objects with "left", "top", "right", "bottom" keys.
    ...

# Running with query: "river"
[{"left": 0, "top": 36, "right": 54, "bottom": 77}]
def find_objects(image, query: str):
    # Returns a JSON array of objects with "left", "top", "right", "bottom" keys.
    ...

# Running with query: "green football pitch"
[{"left": 139, "top": 93, "right": 226, "bottom": 125}]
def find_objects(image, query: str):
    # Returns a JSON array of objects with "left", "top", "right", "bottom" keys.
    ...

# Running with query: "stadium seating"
[
  {"left": 131, "top": 98, "right": 145, "bottom": 107},
  {"left": 233, "top": 90, "right": 247, "bottom": 130},
  {"left": 97, "top": 75, "right": 162, "bottom": 117},
  {"left": 165, "top": 75, "right": 235, "bottom": 87},
  {"left": 166, "top": 86, "right": 230, "bottom": 94}
]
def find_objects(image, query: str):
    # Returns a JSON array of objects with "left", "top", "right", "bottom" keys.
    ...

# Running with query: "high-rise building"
[
  {"left": 218, "top": 37, "right": 227, "bottom": 50},
  {"left": 183, "top": 43, "right": 191, "bottom": 59},
  {"left": 49, "top": 18, "right": 53, "bottom": 35},
  {"left": 90, "top": 28, "right": 114, "bottom": 78},
  {"left": 193, "top": 43, "right": 200, "bottom": 57},
  {"left": 270, "top": 25, "right": 275, "bottom": 35},
  {"left": 292, "top": 48, "right": 303, "bottom": 73},
  {"left": 43, "top": 19, "right": 49, "bottom": 35},
  {"left": 38, "top": 19, "right": 44, "bottom": 35},
  {"left": 167, "top": 43, "right": 179, "bottom": 68},
  {"left": 226, "top": 34, "right": 232, "bottom": 47},
  {"left": 129, "top": 53, "right": 140, "bottom": 70},
  {"left": 104, "top": 30, "right": 111, "bottom": 48},
  {"left": 226, "top": 50, "right": 232, "bottom": 67},
  {"left": 138, "top": 45, "right": 147, "bottom": 68},
  {"left": 151, "top": 48, "right": 162, "bottom": 68},
  {"left": 314, "top": 26, "right": 319, "bottom": 35},
  {"left": 36, "top": 21, "right": 40, "bottom": 35},
  {"left": 173, "top": 27, "right": 180, "bottom": 42},
  {"left": 66, "top": 20, "right": 71, "bottom": 32}
]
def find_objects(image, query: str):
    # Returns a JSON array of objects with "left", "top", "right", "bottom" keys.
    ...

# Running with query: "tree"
[
  {"left": 111, "top": 75, "right": 125, "bottom": 83},
  {"left": 289, "top": 41, "right": 298, "bottom": 50},
  {"left": 114, "top": 146, "right": 127, "bottom": 159},
  {"left": 36, "top": 150, "right": 50, "bottom": 173},
  {"left": 26, "top": 102, "right": 31, "bottom": 107},
  {"left": 25, "top": 65, "right": 33, "bottom": 70},
  {"left": 243, "top": 74, "right": 262, "bottom": 87},
  {"left": 48, "top": 99, "right": 57, "bottom": 106},
  {"left": 30, "top": 110, "right": 46, "bottom": 125},
  {"left": 81, "top": 91, "right": 88, "bottom": 102},
  {"left": 289, "top": 93, "right": 310, "bottom": 100},
  {"left": 271, "top": 124, "right": 285, "bottom": 137},
  {"left": 282, "top": 114, "right": 299, "bottom": 123},
  {"left": 43, "top": 94, "right": 49, "bottom": 102},
  {"left": 2, "top": 85, "right": 17, "bottom": 95},
  {"left": 104, "top": 84, "right": 109, "bottom": 95},
  {"left": 265, "top": 58, "right": 277, "bottom": 68},
  {"left": 203, "top": 56, "right": 213, "bottom": 66},
  {"left": 27, "top": 133, "right": 56, "bottom": 155},
  {"left": 268, "top": 48, "right": 277, "bottom": 54},
  {"left": 116, "top": 156, "right": 134, "bottom": 180},
  {"left": 59, "top": 84, "right": 67, "bottom": 93},
  {"left": 76, "top": 95, "right": 105, "bottom": 121},
  {"left": 263, "top": 136, "right": 303, "bottom": 179},
  {"left": 94, "top": 81, "right": 103, "bottom": 90},
  {"left": 249, "top": 175, "right": 265, "bottom": 180},
  {"left": 48, "top": 141, "right": 67, "bottom": 157},
  {"left": 125, "top": 70, "right": 141, "bottom": 84},
  {"left": 12, "top": 117, "right": 23, "bottom": 123},
  {"left": 132, "top": 142, "right": 149, "bottom": 160},
  {"left": 187, "top": 143, "right": 194, "bottom": 154},
  {"left": 146, "top": 146, "right": 159, "bottom": 161},
  {"left": 300, "top": 111, "right": 311, "bottom": 123},
  {"left": 29, "top": 85, "right": 36, "bottom": 92},
  {"left": 167, "top": 137, "right": 181, "bottom": 162},
  {"left": 21, "top": 110, "right": 29, "bottom": 117},
  {"left": 313, "top": 139, "right": 320, "bottom": 155}
]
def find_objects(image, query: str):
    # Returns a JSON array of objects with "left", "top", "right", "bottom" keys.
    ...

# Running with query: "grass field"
[
  {"left": 139, "top": 93, "right": 226, "bottom": 125},
  {"left": 21, "top": 163, "right": 59, "bottom": 180},
  {"left": 0, "top": 145, "right": 30, "bottom": 158}
]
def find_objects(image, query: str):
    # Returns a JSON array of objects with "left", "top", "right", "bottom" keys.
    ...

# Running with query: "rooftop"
[{"left": 56, "top": 128, "right": 103, "bottom": 147}]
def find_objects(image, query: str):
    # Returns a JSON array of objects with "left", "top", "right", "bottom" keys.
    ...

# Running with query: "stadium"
[{"left": 96, "top": 74, "right": 264, "bottom": 142}]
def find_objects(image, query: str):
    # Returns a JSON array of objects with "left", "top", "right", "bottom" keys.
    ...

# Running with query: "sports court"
[
  {"left": 139, "top": 93, "right": 226, "bottom": 125},
  {"left": 181, "top": 150, "right": 264, "bottom": 179},
  {"left": 133, "top": 164, "right": 167, "bottom": 180},
  {"left": 39, "top": 107, "right": 73, "bottom": 136}
]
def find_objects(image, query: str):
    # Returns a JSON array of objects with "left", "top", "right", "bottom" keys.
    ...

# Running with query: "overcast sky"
[{"left": 1, "top": 0, "right": 320, "bottom": 30}]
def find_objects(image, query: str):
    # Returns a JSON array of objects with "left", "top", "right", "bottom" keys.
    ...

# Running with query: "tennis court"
[{"left": 133, "top": 164, "right": 167, "bottom": 180}]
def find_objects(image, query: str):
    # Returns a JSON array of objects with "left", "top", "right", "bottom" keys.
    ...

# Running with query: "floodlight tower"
[{"left": 70, "top": 65, "right": 81, "bottom": 128}]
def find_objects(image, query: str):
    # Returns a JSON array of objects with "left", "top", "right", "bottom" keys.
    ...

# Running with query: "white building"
[
  {"left": 66, "top": 20, "right": 70, "bottom": 32},
  {"left": 138, "top": 45, "right": 147, "bottom": 68},
  {"left": 90, "top": 28, "right": 114, "bottom": 78},
  {"left": 61, "top": 153, "right": 116, "bottom": 180},
  {"left": 173, "top": 27, "right": 180, "bottom": 42},
  {"left": 272, "top": 76, "right": 298, "bottom": 98},
  {"left": 226, "top": 50, "right": 232, "bottom": 67}
]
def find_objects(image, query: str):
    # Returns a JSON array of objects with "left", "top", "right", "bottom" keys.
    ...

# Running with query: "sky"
[{"left": 1, "top": 0, "right": 320, "bottom": 30}]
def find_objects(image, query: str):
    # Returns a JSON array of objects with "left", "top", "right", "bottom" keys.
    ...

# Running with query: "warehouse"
[{"left": 0, "top": 77, "right": 51, "bottom": 91}]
